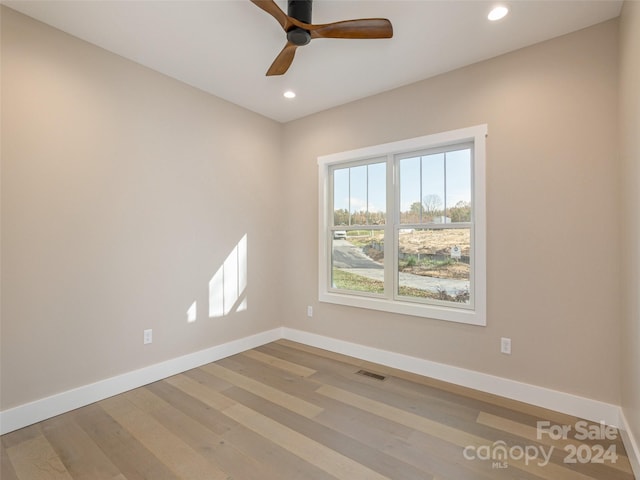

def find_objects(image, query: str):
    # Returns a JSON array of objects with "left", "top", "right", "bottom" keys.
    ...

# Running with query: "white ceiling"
[{"left": 4, "top": 0, "right": 623, "bottom": 123}]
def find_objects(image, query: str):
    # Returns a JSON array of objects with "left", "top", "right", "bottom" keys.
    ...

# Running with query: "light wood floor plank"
[
  {"left": 6, "top": 434, "right": 74, "bottom": 480},
  {"left": 1, "top": 438, "right": 20, "bottom": 480},
  {"left": 147, "top": 379, "right": 234, "bottom": 437},
  {"left": 200, "top": 362, "right": 324, "bottom": 419},
  {"left": 164, "top": 374, "right": 237, "bottom": 411},
  {"left": 219, "top": 422, "right": 336, "bottom": 480},
  {"left": 397, "top": 430, "right": 532, "bottom": 480},
  {"left": 150, "top": 380, "right": 335, "bottom": 480},
  {"left": 224, "top": 385, "right": 432, "bottom": 480},
  {"left": 308, "top": 367, "right": 482, "bottom": 431},
  {"left": 1, "top": 424, "right": 42, "bottom": 449},
  {"left": 100, "top": 394, "right": 229, "bottom": 480},
  {"left": 314, "top": 398, "right": 499, "bottom": 480},
  {"left": 223, "top": 402, "right": 391, "bottom": 480},
  {"left": 316, "top": 383, "right": 610, "bottom": 480},
  {"left": 477, "top": 411, "right": 633, "bottom": 474},
  {"left": 217, "top": 353, "right": 328, "bottom": 406},
  {"left": 241, "top": 348, "right": 317, "bottom": 377},
  {"left": 70, "top": 403, "right": 179, "bottom": 480},
  {"left": 41, "top": 415, "right": 125, "bottom": 480},
  {"left": 170, "top": 372, "right": 391, "bottom": 480},
  {"left": 317, "top": 383, "right": 484, "bottom": 447},
  {"left": 124, "top": 386, "right": 281, "bottom": 480}
]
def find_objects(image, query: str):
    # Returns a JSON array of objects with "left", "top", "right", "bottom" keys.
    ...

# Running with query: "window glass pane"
[
  {"left": 349, "top": 165, "right": 367, "bottom": 225},
  {"left": 421, "top": 153, "right": 445, "bottom": 223},
  {"left": 397, "top": 228, "right": 470, "bottom": 304},
  {"left": 367, "top": 162, "right": 386, "bottom": 225},
  {"left": 333, "top": 162, "right": 386, "bottom": 226},
  {"left": 332, "top": 230, "right": 384, "bottom": 294},
  {"left": 446, "top": 149, "right": 472, "bottom": 223},
  {"left": 333, "top": 168, "right": 349, "bottom": 226},
  {"left": 399, "top": 157, "right": 421, "bottom": 224}
]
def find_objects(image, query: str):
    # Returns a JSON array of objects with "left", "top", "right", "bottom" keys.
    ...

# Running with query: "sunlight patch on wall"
[
  {"left": 187, "top": 301, "right": 197, "bottom": 323},
  {"left": 209, "top": 234, "right": 248, "bottom": 318}
]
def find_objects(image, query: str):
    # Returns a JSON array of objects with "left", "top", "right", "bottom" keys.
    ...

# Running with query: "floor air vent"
[{"left": 356, "top": 369, "right": 386, "bottom": 381}]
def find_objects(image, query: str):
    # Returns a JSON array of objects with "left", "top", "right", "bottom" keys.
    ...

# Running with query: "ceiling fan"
[{"left": 250, "top": 0, "right": 393, "bottom": 76}]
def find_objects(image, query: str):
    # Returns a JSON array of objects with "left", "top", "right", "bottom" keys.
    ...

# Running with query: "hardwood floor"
[{"left": 1, "top": 340, "right": 635, "bottom": 480}]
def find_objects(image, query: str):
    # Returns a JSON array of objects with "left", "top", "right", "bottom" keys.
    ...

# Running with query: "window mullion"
[
  {"left": 384, "top": 154, "right": 395, "bottom": 299},
  {"left": 443, "top": 152, "right": 448, "bottom": 219},
  {"left": 366, "top": 165, "right": 369, "bottom": 225},
  {"left": 419, "top": 156, "right": 423, "bottom": 224},
  {"left": 348, "top": 168, "right": 351, "bottom": 226}
]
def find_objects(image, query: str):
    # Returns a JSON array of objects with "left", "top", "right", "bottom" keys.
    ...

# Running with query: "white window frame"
[{"left": 318, "top": 125, "right": 487, "bottom": 326}]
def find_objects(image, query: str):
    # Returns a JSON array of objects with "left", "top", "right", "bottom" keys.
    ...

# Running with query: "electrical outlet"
[
  {"left": 307, "top": 306, "right": 313, "bottom": 317},
  {"left": 500, "top": 337, "right": 511, "bottom": 355},
  {"left": 143, "top": 329, "right": 153, "bottom": 345}
]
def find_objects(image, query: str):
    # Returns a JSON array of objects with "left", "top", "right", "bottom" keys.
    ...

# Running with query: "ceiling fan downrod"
[{"left": 287, "top": 0, "right": 312, "bottom": 46}]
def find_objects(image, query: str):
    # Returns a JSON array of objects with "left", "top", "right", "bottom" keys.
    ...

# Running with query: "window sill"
[{"left": 319, "top": 290, "right": 486, "bottom": 326}]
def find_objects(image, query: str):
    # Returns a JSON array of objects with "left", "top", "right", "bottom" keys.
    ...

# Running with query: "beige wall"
[
  {"left": 1, "top": 7, "right": 283, "bottom": 409},
  {"left": 620, "top": 0, "right": 640, "bottom": 447},
  {"left": 282, "top": 20, "right": 621, "bottom": 403},
  {"left": 1, "top": 4, "right": 631, "bottom": 420}
]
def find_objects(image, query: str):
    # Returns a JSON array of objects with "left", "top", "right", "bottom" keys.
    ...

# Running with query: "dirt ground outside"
[{"left": 355, "top": 228, "right": 471, "bottom": 280}]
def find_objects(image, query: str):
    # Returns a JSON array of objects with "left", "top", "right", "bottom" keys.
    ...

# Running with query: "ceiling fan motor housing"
[
  {"left": 287, "top": 0, "right": 312, "bottom": 45},
  {"left": 287, "top": 28, "right": 311, "bottom": 45}
]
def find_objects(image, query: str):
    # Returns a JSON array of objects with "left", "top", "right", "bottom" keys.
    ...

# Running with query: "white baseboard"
[
  {"left": 0, "top": 328, "right": 282, "bottom": 435},
  {"left": 619, "top": 409, "right": 640, "bottom": 479},
  {"left": 280, "top": 327, "right": 621, "bottom": 426}
]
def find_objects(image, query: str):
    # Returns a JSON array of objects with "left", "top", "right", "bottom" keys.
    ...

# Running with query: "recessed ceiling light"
[
  {"left": 283, "top": 90, "right": 296, "bottom": 99},
  {"left": 488, "top": 5, "right": 509, "bottom": 21}
]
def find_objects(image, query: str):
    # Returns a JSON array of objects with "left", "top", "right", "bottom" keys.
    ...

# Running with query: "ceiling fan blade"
[
  {"left": 266, "top": 41, "right": 298, "bottom": 76},
  {"left": 251, "top": 1, "right": 393, "bottom": 76},
  {"left": 309, "top": 18, "right": 393, "bottom": 40},
  {"left": 250, "top": 0, "right": 292, "bottom": 31}
]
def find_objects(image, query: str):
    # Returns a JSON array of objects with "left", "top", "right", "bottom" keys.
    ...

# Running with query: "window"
[{"left": 318, "top": 125, "right": 487, "bottom": 325}]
